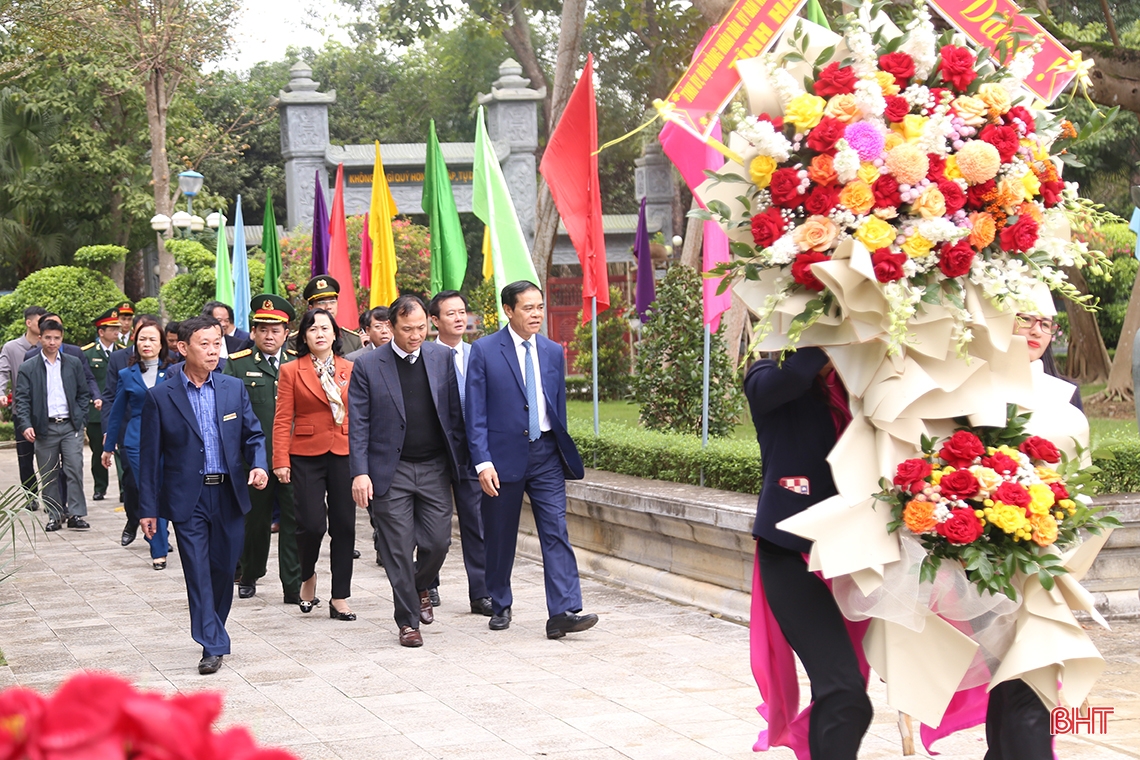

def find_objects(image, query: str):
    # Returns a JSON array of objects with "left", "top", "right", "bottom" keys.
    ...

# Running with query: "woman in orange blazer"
[{"left": 273, "top": 308, "right": 357, "bottom": 620}]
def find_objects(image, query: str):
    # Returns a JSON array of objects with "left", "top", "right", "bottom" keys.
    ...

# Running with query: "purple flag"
[
  {"left": 310, "top": 169, "right": 330, "bottom": 277},
  {"left": 634, "top": 197, "right": 655, "bottom": 321}
]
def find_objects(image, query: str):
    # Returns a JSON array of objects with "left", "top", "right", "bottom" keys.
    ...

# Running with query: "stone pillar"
[
  {"left": 635, "top": 139, "right": 674, "bottom": 243},
  {"left": 278, "top": 62, "right": 335, "bottom": 232},
  {"left": 478, "top": 59, "right": 545, "bottom": 247}
]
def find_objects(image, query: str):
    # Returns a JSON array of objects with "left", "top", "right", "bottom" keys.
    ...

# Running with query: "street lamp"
[
  {"left": 171, "top": 210, "right": 192, "bottom": 237},
  {"left": 190, "top": 215, "right": 205, "bottom": 233},
  {"left": 178, "top": 170, "right": 204, "bottom": 217},
  {"left": 206, "top": 211, "right": 226, "bottom": 230}
]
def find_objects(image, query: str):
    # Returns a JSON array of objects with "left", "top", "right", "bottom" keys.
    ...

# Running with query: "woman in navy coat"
[{"left": 103, "top": 317, "right": 175, "bottom": 569}]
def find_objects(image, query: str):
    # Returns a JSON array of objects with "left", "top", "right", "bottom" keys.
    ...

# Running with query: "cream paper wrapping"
[{"left": 696, "top": 37, "right": 1109, "bottom": 720}]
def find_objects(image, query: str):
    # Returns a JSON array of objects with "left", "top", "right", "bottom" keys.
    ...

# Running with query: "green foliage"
[
  {"left": 135, "top": 297, "right": 160, "bottom": 318},
  {"left": 469, "top": 278, "right": 499, "bottom": 335},
  {"left": 1082, "top": 222, "right": 1139, "bottom": 349},
  {"left": 571, "top": 286, "right": 631, "bottom": 400},
  {"left": 0, "top": 421, "right": 12, "bottom": 441},
  {"left": 166, "top": 238, "right": 215, "bottom": 271},
  {"left": 633, "top": 265, "right": 743, "bottom": 437},
  {"left": 392, "top": 218, "right": 432, "bottom": 299},
  {"left": 160, "top": 274, "right": 211, "bottom": 322},
  {"left": 73, "top": 244, "right": 127, "bottom": 273},
  {"left": 0, "top": 266, "right": 126, "bottom": 344}
]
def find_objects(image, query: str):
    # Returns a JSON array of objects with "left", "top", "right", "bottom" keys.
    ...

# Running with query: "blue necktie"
[
  {"left": 523, "top": 340, "right": 540, "bottom": 441},
  {"left": 453, "top": 347, "right": 466, "bottom": 414}
]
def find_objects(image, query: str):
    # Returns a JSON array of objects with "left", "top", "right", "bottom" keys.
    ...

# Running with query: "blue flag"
[{"left": 232, "top": 195, "right": 250, "bottom": 332}]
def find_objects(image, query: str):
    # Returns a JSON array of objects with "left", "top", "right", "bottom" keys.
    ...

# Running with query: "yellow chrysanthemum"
[
  {"left": 855, "top": 216, "right": 897, "bottom": 250},
  {"left": 944, "top": 155, "right": 963, "bottom": 181},
  {"left": 901, "top": 233, "right": 934, "bottom": 258},
  {"left": 1027, "top": 482, "right": 1056, "bottom": 516},
  {"left": 1021, "top": 171, "right": 1041, "bottom": 199},
  {"left": 891, "top": 114, "right": 928, "bottom": 143},
  {"left": 750, "top": 155, "right": 777, "bottom": 189},
  {"left": 785, "top": 93, "right": 826, "bottom": 131},
  {"left": 988, "top": 502, "right": 1030, "bottom": 535},
  {"left": 875, "top": 70, "right": 901, "bottom": 97}
]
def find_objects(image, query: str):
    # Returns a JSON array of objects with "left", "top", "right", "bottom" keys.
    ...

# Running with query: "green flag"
[
  {"left": 424, "top": 119, "right": 467, "bottom": 295},
  {"left": 472, "top": 106, "right": 539, "bottom": 321},
  {"left": 262, "top": 190, "right": 283, "bottom": 295},
  {"left": 214, "top": 209, "right": 233, "bottom": 306},
  {"left": 804, "top": 0, "right": 830, "bottom": 30}
]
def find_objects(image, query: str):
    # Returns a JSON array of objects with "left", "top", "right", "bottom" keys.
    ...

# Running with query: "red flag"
[
  {"left": 359, "top": 212, "right": 372, "bottom": 292},
  {"left": 327, "top": 164, "right": 359, "bottom": 331},
  {"left": 540, "top": 54, "right": 608, "bottom": 324}
]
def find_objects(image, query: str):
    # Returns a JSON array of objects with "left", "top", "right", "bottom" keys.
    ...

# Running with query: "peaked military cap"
[
  {"left": 303, "top": 276, "right": 339, "bottom": 303},
  {"left": 251, "top": 293, "right": 295, "bottom": 324}
]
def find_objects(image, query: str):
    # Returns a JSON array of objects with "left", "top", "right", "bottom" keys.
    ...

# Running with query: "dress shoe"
[
  {"left": 489, "top": 606, "right": 512, "bottom": 631},
  {"left": 299, "top": 596, "right": 320, "bottom": 613},
  {"left": 352, "top": 549, "right": 361, "bottom": 560},
  {"left": 153, "top": 558, "right": 167, "bottom": 571},
  {"left": 418, "top": 590, "right": 434, "bottom": 625},
  {"left": 121, "top": 528, "right": 137, "bottom": 547},
  {"left": 546, "top": 611, "right": 599, "bottom": 640},
  {"left": 329, "top": 603, "right": 356, "bottom": 621},
  {"left": 198, "top": 655, "right": 223, "bottom": 675},
  {"left": 237, "top": 583, "right": 256, "bottom": 599},
  {"left": 92, "top": 492, "right": 105, "bottom": 501},
  {"left": 67, "top": 516, "right": 90, "bottom": 530},
  {"left": 470, "top": 597, "right": 493, "bottom": 616},
  {"left": 44, "top": 518, "right": 62, "bottom": 532},
  {"left": 427, "top": 588, "right": 441, "bottom": 607},
  {"left": 398, "top": 626, "right": 423, "bottom": 647},
  {"left": 26, "top": 502, "right": 39, "bottom": 512}
]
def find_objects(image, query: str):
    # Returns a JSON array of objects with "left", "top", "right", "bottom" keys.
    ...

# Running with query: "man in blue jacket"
[
  {"left": 138, "top": 315, "right": 269, "bottom": 675},
  {"left": 465, "top": 280, "right": 597, "bottom": 640}
]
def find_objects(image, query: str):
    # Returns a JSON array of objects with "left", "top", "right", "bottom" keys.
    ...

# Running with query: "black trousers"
[
  {"left": 120, "top": 457, "right": 140, "bottom": 532},
  {"left": 291, "top": 453, "right": 355, "bottom": 599},
  {"left": 758, "top": 538, "right": 872, "bottom": 760},
  {"left": 17, "top": 438, "right": 37, "bottom": 493},
  {"left": 985, "top": 679, "right": 1052, "bottom": 759}
]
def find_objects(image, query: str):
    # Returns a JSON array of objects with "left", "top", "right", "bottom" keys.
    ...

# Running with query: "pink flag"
[
  {"left": 327, "top": 164, "right": 359, "bottom": 331},
  {"left": 359, "top": 212, "right": 372, "bottom": 292}
]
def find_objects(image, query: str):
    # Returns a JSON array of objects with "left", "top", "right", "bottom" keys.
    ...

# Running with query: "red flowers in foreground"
[
  {"left": 939, "top": 430, "right": 985, "bottom": 469},
  {"left": 0, "top": 673, "right": 297, "bottom": 760}
]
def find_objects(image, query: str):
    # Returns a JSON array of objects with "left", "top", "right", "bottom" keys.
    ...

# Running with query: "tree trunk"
[
  {"left": 680, "top": 200, "right": 704, "bottom": 268},
  {"left": 144, "top": 66, "right": 176, "bottom": 285},
  {"left": 498, "top": 3, "right": 551, "bottom": 130},
  {"left": 1062, "top": 265, "right": 1113, "bottom": 384},
  {"left": 688, "top": 0, "right": 734, "bottom": 25},
  {"left": 529, "top": 0, "right": 589, "bottom": 284},
  {"left": 1091, "top": 267, "right": 1140, "bottom": 401}
]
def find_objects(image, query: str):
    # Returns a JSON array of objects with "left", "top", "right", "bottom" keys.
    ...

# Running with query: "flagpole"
[
  {"left": 592, "top": 295, "right": 599, "bottom": 437},
  {"left": 700, "top": 323, "right": 711, "bottom": 487}
]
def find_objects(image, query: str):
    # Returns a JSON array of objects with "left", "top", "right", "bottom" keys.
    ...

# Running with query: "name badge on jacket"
[
  {"left": 779, "top": 477, "right": 810, "bottom": 495},
  {"left": 223, "top": 412, "right": 237, "bottom": 422}
]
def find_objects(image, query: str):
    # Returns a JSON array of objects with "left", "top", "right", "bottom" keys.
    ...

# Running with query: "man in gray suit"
[
  {"left": 349, "top": 294, "right": 468, "bottom": 648},
  {"left": 13, "top": 318, "right": 92, "bottom": 531}
]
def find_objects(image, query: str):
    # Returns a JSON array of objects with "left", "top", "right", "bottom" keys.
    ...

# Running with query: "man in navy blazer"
[
  {"left": 465, "top": 280, "right": 597, "bottom": 640},
  {"left": 138, "top": 315, "right": 269, "bottom": 675}
]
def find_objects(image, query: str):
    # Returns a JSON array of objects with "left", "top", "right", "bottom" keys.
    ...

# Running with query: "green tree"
[
  {"left": 571, "top": 286, "right": 631, "bottom": 400},
  {"left": 633, "top": 265, "right": 742, "bottom": 437},
  {"left": 0, "top": 267, "right": 127, "bottom": 343}
]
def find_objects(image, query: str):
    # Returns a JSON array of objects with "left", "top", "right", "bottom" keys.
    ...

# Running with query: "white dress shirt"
[
  {"left": 390, "top": 342, "right": 422, "bottom": 363},
  {"left": 43, "top": 353, "right": 69, "bottom": 418},
  {"left": 435, "top": 337, "right": 467, "bottom": 378}
]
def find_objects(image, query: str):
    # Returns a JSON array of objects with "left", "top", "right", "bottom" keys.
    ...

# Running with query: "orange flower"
[
  {"left": 839, "top": 180, "right": 875, "bottom": 215},
  {"left": 904, "top": 500, "right": 937, "bottom": 534},
  {"left": 1017, "top": 201, "right": 1043, "bottom": 223},
  {"left": 825, "top": 94, "right": 861, "bottom": 124},
  {"left": 912, "top": 186, "right": 947, "bottom": 219},
  {"left": 995, "top": 177, "right": 1025, "bottom": 213},
  {"left": 1060, "top": 120, "right": 1077, "bottom": 139},
  {"left": 793, "top": 215, "right": 840, "bottom": 252},
  {"left": 886, "top": 144, "right": 929, "bottom": 185},
  {"left": 808, "top": 154, "right": 838, "bottom": 186},
  {"left": 968, "top": 212, "right": 996, "bottom": 249},
  {"left": 1030, "top": 513, "right": 1058, "bottom": 547},
  {"left": 956, "top": 141, "right": 1001, "bottom": 185}
]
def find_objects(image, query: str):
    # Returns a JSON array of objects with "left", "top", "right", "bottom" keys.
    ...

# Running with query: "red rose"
[
  {"left": 939, "top": 179, "right": 966, "bottom": 214},
  {"left": 1020, "top": 436, "right": 1061, "bottom": 464},
  {"left": 926, "top": 154, "right": 946, "bottom": 181},
  {"left": 1049, "top": 481, "right": 1069, "bottom": 502},
  {"left": 939, "top": 430, "right": 985, "bottom": 468},
  {"left": 936, "top": 509, "right": 984, "bottom": 545},
  {"left": 751, "top": 207, "right": 786, "bottom": 248},
  {"left": 938, "top": 240, "right": 975, "bottom": 278},
  {"left": 1040, "top": 179, "right": 1063, "bottom": 208},
  {"left": 999, "top": 216, "right": 1039, "bottom": 253},
  {"left": 994, "top": 481, "right": 1031, "bottom": 508},
  {"left": 806, "top": 116, "right": 846, "bottom": 153},
  {"left": 872, "top": 174, "right": 902, "bottom": 208},
  {"left": 983, "top": 452, "right": 1020, "bottom": 476},
  {"left": 939, "top": 45, "right": 977, "bottom": 91},
  {"left": 791, "top": 251, "right": 829, "bottom": 292},
  {"left": 758, "top": 112, "right": 785, "bottom": 130},
  {"left": 814, "top": 62, "right": 857, "bottom": 97},
  {"left": 940, "top": 469, "right": 980, "bottom": 499},
  {"left": 1005, "top": 105, "right": 1036, "bottom": 134},
  {"left": 894, "top": 457, "right": 933, "bottom": 492},
  {"left": 966, "top": 179, "right": 995, "bottom": 211},
  {"left": 879, "top": 52, "right": 915, "bottom": 86},
  {"left": 872, "top": 248, "right": 907, "bottom": 283},
  {"left": 769, "top": 167, "right": 804, "bottom": 208},
  {"left": 884, "top": 96, "right": 911, "bottom": 123},
  {"left": 804, "top": 185, "right": 840, "bottom": 216},
  {"left": 980, "top": 124, "right": 1020, "bottom": 163}
]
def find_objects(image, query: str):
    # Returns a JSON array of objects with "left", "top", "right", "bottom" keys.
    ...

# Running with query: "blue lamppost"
[{"left": 178, "top": 170, "right": 204, "bottom": 217}]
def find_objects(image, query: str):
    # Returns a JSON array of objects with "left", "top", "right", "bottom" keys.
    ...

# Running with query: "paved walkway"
[{"left": 0, "top": 446, "right": 1136, "bottom": 759}]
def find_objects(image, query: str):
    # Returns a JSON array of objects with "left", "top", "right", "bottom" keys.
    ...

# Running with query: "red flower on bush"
[
  {"left": 791, "top": 251, "right": 829, "bottom": 291},
  {"left": 1049, "top": 481, "right": 1070, "bottom": 502},
  {"left": 994, "top": 481, "right": 1031, "bottom": 508},
  {"left": 940, "top": 430, "right": 985, "bottom": 468},
  {"left": 884, "top": 96, "right": 911, "bottom": 123},
  {"left": 983, "top": 452, "right": 1020, "bottom": 476},
  {"left": 1041, "top": 179, "right": 1064, "bottom": 208},
  {"left": 940, "top": 469, "right": 980, "bottom": 499},
  {"left": 1005, "top": 105, "right": 1036, "bottom": 134},
  {"left": 999, "top": 216, "right": 1039, "bottom": 253},
  {"left": 938, "top": 240, "right": 975, "bottom": 278},
  {"left": 806, "top": 116, "right": 846, "bottom": 153},
  {"left": 873, "top": 175, "right": 902, "bottom": 208},
  {"left": 926, "top": 154, "right": 946, "bottom": 181},
  {"left": 939, "top": 45, "right": 977, "bottom": 91},
  {"left": 966, "top": 179, "right": 995, "bottom": 211},
  {"left": 814, "top": 62, "right": 857, "bottom": 96},
  {"left": 804, "top": 186, "right": 840, "bottom": 216},
  {"left": 769, "top": 167, "right": 804, "bottom": 208},
  {"left": 750, "top": 207, "right": 786, "bottom": 248},
  {"left": 894, "top": 458, "right": 933, "bottom": 492},
  {"left": 879, "top": 52, "right": 916, "bottom": 86},
  {"left": 980, "top": 124, "right": 1020, "bottom": 163},
  {"left": 936, "top": 509, "right": 984, "bottom": 544},
  {"left": 872, "top": 248, "right": 907, "bottom": 283},
  {"left": 938, "top": 180, "right": 966, "bottom": 214},
  {"left": 1020, "top": 436, "right": 1061, "bottom": 464}
]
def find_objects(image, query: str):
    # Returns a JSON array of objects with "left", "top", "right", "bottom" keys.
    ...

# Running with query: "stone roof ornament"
[{"left": 278, "top": 61, "right": 336, "bottom": 106}]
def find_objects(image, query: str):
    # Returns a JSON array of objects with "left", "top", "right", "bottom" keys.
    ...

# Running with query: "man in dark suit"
[
  {"left": 138, "top": 315, "right": 269, "bottom": 675},
  {"left": 349, "top": 295, "right": 467, "bottom": 648},
  {"left": 13, "top": 319, "right": 92, "bottom": 531},
  {"left": 465, "top": 281, "right": 597, "bottom": 640},
  {"left": 203, "top": 301, "right": 251, "bottom": 358},
  {"left": 82, "top": 308, "right": 126, "bottom": 501}
]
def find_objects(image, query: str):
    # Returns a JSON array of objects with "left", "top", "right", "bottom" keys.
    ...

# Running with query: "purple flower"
[{"left": 844, "top": 122, "right": 885, "bottom": 162}]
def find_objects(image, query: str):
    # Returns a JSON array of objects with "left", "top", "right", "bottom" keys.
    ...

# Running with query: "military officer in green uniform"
[
  {"left": 115, "top": 301, "right": 134, "bottom": 345},
  {"left": 226, "top": 294, "right": 304, "bottom": 604},
  {"left": 82, "top": 308, "right": 126, "bottom": 501},
  {"left": 289, "top": 275, "right": 363, "bottom": 355}
]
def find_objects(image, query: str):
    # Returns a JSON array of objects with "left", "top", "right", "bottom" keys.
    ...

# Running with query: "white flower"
[
  {"left": 901, "top": 1, "right": 937, "bottom": 79},
  {"left": 738, "top": 117, "right": 793, "bottom": 162},
  {"left": 767, "top": 233, "right": 798, "bottom": 265},
  {"left": 833, "top": 140, "right": 861, "bottom": 184}
]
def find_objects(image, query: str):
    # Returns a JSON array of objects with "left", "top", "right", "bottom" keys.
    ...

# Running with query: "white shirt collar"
[
  {"left": 507, "top": 325, "right": 537, "bottom": 349},
  {"left": 390, "top": 342, "right": 420, "bottom": 361},
  {"left": 42, "top": 350, "right": 61, "bottom": 366}
]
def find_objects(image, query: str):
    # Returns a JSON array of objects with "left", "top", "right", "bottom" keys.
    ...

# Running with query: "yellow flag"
[
  {"left": 369, "top": 141, "right": 399, "bottom": 308},
  {"left": 481, "top": 226, "right": 493, "bottom": 281}
]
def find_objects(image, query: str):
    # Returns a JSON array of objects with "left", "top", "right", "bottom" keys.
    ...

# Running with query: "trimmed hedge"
[
  {"left": 0, "top": 422, "right": 13, "bottom": 442},
  {"left": 568, "top": 420, "right": 1139, "bottom": 497},
  {"left": 0, "top": 267, "right": 127, "bottom": 344}
]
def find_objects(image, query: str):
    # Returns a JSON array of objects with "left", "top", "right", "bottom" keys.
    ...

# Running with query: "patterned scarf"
[{"left": 312, "top": 355, "right": 345, "bottom": 425}]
